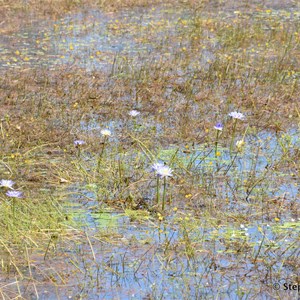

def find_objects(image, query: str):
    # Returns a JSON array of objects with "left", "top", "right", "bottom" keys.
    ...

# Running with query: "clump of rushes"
[
  {"left": 152, "top": 163, "right": 173, "bottom": 211},
  {"left": 228, "top": 111, "right": 245, "bottom": 154},
  {"left": 97, "top": 129, "right": 112, "bottom": 172},
  {"left": 74, "top": 140, "right": 85, "bottom": 157},
  {"left": 214, "top": 122, "right": 223, "bottom": 158}
]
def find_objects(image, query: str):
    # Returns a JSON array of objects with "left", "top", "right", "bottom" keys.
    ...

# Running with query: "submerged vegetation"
[{"left": 0, "top": 0, "right": 299, "bottom": 298}]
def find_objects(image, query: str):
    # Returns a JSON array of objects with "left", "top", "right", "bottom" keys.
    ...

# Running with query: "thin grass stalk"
[
  {"left": 97, "top": 136, "right": 107, "bottom": 173},
  {"left": 156, "top": 176, "right": 160, "bottom": 205},
  {"left": 162, "top": 177, "right": 167, "bottom": 211},
  {"left": 215, "top": 130, "right": 220, "bottom": 159},
  {"left": 230, "top": 119, "right": 237, "bottom": 155}
]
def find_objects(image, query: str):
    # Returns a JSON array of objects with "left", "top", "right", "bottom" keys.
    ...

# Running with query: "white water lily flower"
[
  {"left": 151, "top": 162, "right": 164, "bottom": 172},
  {"left": 156, "top": 165, "right": 173, "bottom": 179},
  {"left": 0, "top": 179, "right": 15, "bottom": 189},
  {"left": 100, "top": 129, "right": 112, "bottom": 137},
  {"left": 6, "top": 190, "right": 23, "bottom": 198},
  {"left": 228, "top": 111, "right": 245, "bottom": 120},
  {"left": 74, "top": 140, "right": 85, "bottom": 146},
  {"left": 128, "top": 110, "right": 140, "bottom": 117},
  {"left": 214, "top": 122, "right": 223, "bottom": 131}
]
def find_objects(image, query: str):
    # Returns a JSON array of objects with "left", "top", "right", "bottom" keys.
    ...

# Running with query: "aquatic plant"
[
  {"left": 6, "top": 190, "right": 23, "bottom": 225},
  {"left": 229, "top": 111, "right": 245, "bottom": 154},
  {"left": 152, "top": 162, "right": 164, "bottom": 205},
  {"left": 74, "top": 140, "right": 85, "bottom": 157},
  {"left": 214, "top": 122, "right": 223, "bottom": 158},
  {"left": 97, "top": 129, "right": 112, "bottom": 172},
  {"left": 153, "top": 163, "right": 173, "bottom": 211}
]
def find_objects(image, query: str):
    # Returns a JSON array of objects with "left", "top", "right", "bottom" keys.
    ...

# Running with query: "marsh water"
[
  {"left": 0, "top": 7, "right": 190, "bottom": 71},
  {"left": 1, "top": 2, "right": 300, "bottom": 299}
]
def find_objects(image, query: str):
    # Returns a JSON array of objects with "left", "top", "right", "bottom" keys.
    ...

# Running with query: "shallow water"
[
  {"left": 0, "top": 6, "right": 190, "bottom": 72},
  {"left": 3, "top": 5, "right": 298, "bottom": 72}
]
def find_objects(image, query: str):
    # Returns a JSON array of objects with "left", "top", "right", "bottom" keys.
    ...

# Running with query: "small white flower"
[
  {"left": 240, "top": 224, "right": 245, "bottom": 229},
  {"left": 128, "top": 110, "right": 140, "bottom": 117},
  {"left": 74, "top": 140, "right": 85, "bottom": 146},
  {"left": 100, "top": 129, "right": 112, "bottom": 137},
  {"left": 214, "top": 122, "right": 223, "bottom": 131},
  {"left": 151, "top": 162, "right": 164, "bottom": 172},
  {"left": 229, "top": 111, "right": 245, "bottom": 120},
  {"left": 156, "top": 165, "right": 173, "bottom": 179},
  {"left": 0, "top": 179, "right": 15, "bottom": 189},
  {"left": 6, "top": 190, "right": 23, "bottom": 198}
]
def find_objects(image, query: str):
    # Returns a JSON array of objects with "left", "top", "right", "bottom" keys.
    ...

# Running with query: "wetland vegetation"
[{"left": 0, "top": 0, "right": 299, "bottom": 299}]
